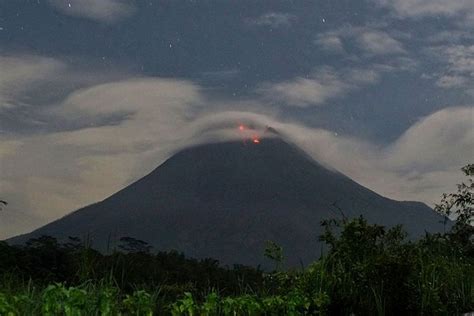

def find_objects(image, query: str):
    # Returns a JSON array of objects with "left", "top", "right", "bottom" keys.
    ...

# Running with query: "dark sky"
[{"left": 0, "top": 0, "right": 473, "bottom": 238}]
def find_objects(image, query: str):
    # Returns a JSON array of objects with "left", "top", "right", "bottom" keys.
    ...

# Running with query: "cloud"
[
  {"left": 314, "top": 35, "right": 346, "bottom": 54},
  {"left": 357, "top": 30, "right": 406, "bottom": 55},
  {"left": 258, "top": 66, "right": 381, "bottom": 107},
  {"left": 384, "top": 107, "right": 473, "bottom": 171},
  {"left": 0, "top": 54, "right": 129, "bottom": 114},
  {"left": 0, "top": 77, "right": 207, "bottom": 239},
  {"left": 374, "top": 0, "right": 474, "bottom": 26},
  {"left": 0, "top": 55, "right": 65, "bottom": 109},
  {"left": 199, "top": 69, "right": 241, "bottom": 81},
  {"left": 377, "top": 107, "right": 473, "bottom": 201},
  {"left": 271, "top": 107, "right": 473, "bottom": 205},
  {"left": 440, "top": 45, "right": 474, "bottom": 74},
  {"left": 246, "top": 12, "right": 296, "bottom": 28},
  {"left": 315, "top": 27, "right": 406, "bottom": 57},
  {"left": 0, "top": 138, "right": 22, "bottom": 158},
  {"left": 375, "top": 0, "right": 474, "bottom": 17},
  {"left": 47, "top": 0, "right": 135, "bottom": 23},
  {"left": 426, "top": 30, "right": 474, "bottom": 44},
  {"left": 53, "top": 78, "right": 203, "bottom": 152},
  {"left": 436, "top": 75, "right": 468, "bottom": 88},
  {"left": 430, "top": 45, "right": 474, "bottom": 90},
  {"left": 258, "top": 69, "right": 350, "bottom": 107}
]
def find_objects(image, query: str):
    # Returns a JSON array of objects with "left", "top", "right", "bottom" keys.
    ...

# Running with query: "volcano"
[{"left": 9, "top": 137, "right": 445, "bottom": 267}]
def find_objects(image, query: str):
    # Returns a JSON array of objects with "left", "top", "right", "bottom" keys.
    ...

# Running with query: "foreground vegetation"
[
  {"left": 0, "top": 165, "right": 472, "bottom": 315},
  {"left": 0, "top": 216, "right": 471, "bottom": 315}
]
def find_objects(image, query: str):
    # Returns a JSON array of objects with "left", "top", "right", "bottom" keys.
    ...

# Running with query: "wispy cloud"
[
  {"left": 357, "top": 30, "right": 406, "bottom": 55},
  {"left": 245, "top": 12, "right": 297, "bottom": 28},
  {"left": 47, "top": 0, "right": 135, "bottom": 23},
  {"left": 374, "top": 0, "right": 474, "bottom": 25},
  {"left": 315, "top": 26, "right": 407, "bottom": 57},
  {"left": 0, "top": 55, "right": 65, "bottom": 109},
  {"left": 429, "top": 45, "right": 474, "bottom": 91},
  {"left": 0, "top": 77, "right": 205, "bottom": 239},
  {"left": 257, "top": 66, "right": 382, "bottom": 107},
  {"left": 267, "top": 107, "right": 473, "bottom": 206},
  {"left": 0, "top": 54, "right": 130, "bottom": 120},
  {"left": 258, "top": 68, "right": 351, "bottom": 107},
  {"left": 314, "top": 35, "right": 346, "bottom": 54}
]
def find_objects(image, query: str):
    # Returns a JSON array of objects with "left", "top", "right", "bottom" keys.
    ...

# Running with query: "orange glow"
[{"left": 253, "top": 138, "right": 260, "bottom": 144}]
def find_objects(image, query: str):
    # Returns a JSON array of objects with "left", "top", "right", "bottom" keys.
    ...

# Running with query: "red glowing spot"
[
  {"left": 253, "top": 138, "right": 260, "bottom": 144},
  {"left": 239, "top": 125, "right": 245, "bottom": 131}
]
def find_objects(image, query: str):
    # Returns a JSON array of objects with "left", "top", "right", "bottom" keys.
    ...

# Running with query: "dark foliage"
[
  {"left": 0, "top": 237, "right": 264, "bottom": 302},
  {"left": 0, "top": 217, "right": 472, "bottom": 314}
]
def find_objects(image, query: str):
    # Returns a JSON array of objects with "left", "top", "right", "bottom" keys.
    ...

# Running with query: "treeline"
[{"left": 0, "top": 236, "right": 265, "bottom": 298}]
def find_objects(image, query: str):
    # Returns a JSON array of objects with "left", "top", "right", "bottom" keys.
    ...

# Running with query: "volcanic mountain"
[{"left": 9, "top": 136, "right": 445, "bottom": 267}]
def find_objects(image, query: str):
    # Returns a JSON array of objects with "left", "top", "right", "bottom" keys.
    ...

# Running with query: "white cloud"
[
  {"left": 376, "top": 0, "right": 474, "bottom": 18},
  {"left": 258, "top": 69, "right": 349, "bottom": 107},
  {"left": 0, "top": 77, "right": 207, "bottom": 238},
  {"left": 314, "top": 35, "right": 345, "bottom": 54},
  {"left": 0, "top": 54, "right": 128, "bottom": 111},
  {"left": 430, "top": 45, "right": 474, "bottom": 90},
  {"left": 442, "top": 45, "right": 474, "bottom": 74},
  {"left": 0, "top": 55, "right": 65, "bottom": 109},
  {"left": 258, "top": 66, "right": 381, "bottom": 107},
  {"left": 53, "top": 78, "right": 203, "bottom": 153},
  {"left": 0, "top": 138, "right": 22, "bottom": 157},
  {"left": 436, "top": 75, "right": 468, "bottom": 88},
  {"left": 47, "top": 0, "right": 135, "bottom": 23},
  {"left": 384, "top": 107, "right": 473, "bottom": 171},
  {"left": 426, "top": 30, "right": 474, "bottom": 44},
  {"left": 315, "top": 27, "right": 406, "bottom": 57},
  {"left": 379, "top": 107, "right": 473, "bottom": 200},
  {"left": 357, "top": 30, "right": 406, "bottom": 55},
  {"left": 275, "top": 107, "right": 474, "bottom": 205},
  {"left": 246, "top": 12, "right": 296, "bottom": 28},
  {"left": 375, "top": 0, "right": 474, "bottom": 26}
]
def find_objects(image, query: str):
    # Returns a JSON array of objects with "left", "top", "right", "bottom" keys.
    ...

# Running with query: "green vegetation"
[
  {"left": 0, "top": 165, "right": 472, "bottom": 315},
  {"left": 0, "top": 218, "right": 472, "bottom": 315}
]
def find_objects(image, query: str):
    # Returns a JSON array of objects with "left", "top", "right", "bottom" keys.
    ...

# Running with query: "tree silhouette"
[
  {"left": 435, "top": 163, "right": 473, "bottom": 251},
  {"left": 264, "top": 240, "right": 284, "bottom": 271},
  {"left": 118, "top": 236, "right": 152, "bottom": 254}
]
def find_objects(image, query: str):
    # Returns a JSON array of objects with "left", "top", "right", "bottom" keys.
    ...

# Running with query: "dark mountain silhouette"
[{"left": 9, "top": 137, "right": 446, "bottom": 267}]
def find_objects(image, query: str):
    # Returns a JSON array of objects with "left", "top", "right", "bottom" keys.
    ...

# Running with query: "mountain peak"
[{"left": 9, "top": 138, "right": 445, "bottom": 267}]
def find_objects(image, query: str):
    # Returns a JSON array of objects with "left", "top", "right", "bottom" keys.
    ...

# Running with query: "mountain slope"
[{"left": 9, "top": 137, "right": 445, "bottom": 267}]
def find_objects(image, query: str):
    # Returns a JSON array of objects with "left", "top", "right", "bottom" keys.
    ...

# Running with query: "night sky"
[{"left": 0, "top": 0, "right": 473, "bottom": 239}]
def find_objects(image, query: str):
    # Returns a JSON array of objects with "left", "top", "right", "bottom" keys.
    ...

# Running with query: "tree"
[
  {"left": 435, "top": 164, "right": 473, "bottom": 249},
  {"left": 118, "top": 237, "right": 152, "bottom": 254},
  {"left": 264, "top": 241, "right": 284, "bottom": 271}
]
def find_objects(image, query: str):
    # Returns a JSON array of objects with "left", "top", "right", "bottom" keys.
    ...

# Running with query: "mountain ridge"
[{"left": 8, "top": 137, "right": 445, "bottom": 267}]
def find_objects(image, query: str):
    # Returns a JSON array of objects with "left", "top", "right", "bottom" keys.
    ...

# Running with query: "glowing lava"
[{"left": 238, "top": 124, "right": 260, "bottom": 144}]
